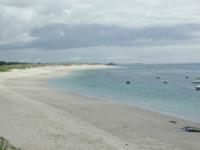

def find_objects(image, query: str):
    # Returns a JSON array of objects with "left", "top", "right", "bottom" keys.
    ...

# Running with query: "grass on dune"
[
  {"left": 0, "top": 137, "right": 20, "bottom": 150},
  {"left": 0, "top": 64, "right": 44, "bottom": 72}
]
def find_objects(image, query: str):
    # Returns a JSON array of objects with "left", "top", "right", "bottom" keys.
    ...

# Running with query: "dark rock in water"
[
  {"left": 163, "top": 81, "right": 168, "bottom": 84},
  {"left": 126, "top": 81, "right": 130, "bottom": 84},
  {"left": 169, "top": 120, "right": 177, "bottom": 124},
  {"left": 156, "top": 77, "right": 160, "bottom": 79},
  {"left": 182, "top": 126, "right": 200, "bottom": 132}
]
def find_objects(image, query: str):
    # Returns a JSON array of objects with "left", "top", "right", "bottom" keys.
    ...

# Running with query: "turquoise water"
[{"left": 50, "top": 64, "right": 200, "bottom": 122}]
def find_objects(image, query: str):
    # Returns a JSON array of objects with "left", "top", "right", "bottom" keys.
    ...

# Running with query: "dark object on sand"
[
  {"left": 182, "top": 126, "right": 200, "bottom": 132},
  {"left": 156, "top": 77, "right": 160, "bottom": 79},
  {"left": 163, "top": 81, "right": 168, "bottom": 84},
  {"left": 126, "top": 81, "right": 130, "bottom": 84},
  {"left": 169, "top": 120, "right": 177, "bottom": 124}
]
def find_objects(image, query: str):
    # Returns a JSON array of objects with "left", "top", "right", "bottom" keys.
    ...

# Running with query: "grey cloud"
[
  {"left": 1, "top": 23, "right": 200, "bottom": 50},
  {"left": 29, "top": 23, "right": 200, "bottom": 47}
]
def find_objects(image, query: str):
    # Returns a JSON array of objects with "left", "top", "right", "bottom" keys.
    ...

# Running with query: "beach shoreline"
[{"left": 0, "top": 65, "right": 199, "bottom": 150}]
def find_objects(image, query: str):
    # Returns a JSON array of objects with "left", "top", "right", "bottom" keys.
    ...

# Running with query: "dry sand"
[{"left": 0, "top": 65, "right": 199, "bottom": 150}]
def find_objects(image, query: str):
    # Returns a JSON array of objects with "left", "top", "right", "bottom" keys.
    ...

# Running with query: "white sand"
[{"left": 0, "top": 65, "right": 199, "bottom": 150}]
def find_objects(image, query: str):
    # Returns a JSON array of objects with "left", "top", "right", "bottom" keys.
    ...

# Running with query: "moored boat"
[
  {"left": 195, "top": 85, "right": 200, "bottom": 91},
  {"left": 191, "top": 80, "right": 200, "bottom": 85}
]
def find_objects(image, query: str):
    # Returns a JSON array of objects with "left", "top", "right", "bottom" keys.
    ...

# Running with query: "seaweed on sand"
[{"left": 182, "top": 126, "right": 200, "bottom": 132}]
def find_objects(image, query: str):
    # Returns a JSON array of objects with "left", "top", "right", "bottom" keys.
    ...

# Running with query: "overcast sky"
[{"left": 0, "top": 0, "right": 200, "bottom": 63}]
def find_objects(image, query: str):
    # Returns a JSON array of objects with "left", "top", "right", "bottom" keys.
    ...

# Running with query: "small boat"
[
  {"left": 191, "top": 80, "right": 200, "bottom": 85},
  {"left": 195, "top": 85, "right": 200, "bottom": 91}
]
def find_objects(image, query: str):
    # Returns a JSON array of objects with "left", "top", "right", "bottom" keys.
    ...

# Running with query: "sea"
[{"left": 49, "top": 63, "right": 200, "bottom": 122}]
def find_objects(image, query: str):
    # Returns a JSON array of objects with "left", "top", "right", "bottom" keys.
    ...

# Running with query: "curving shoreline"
[{"left": 0, "top": 65, "right": 200, "bottom": 150}]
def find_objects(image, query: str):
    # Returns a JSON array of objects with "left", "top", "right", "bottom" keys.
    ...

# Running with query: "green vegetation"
[
  {"left": 0, "top": 137, "right": 20, "bottom": 150},
  {"left": 0, "top": 64, "right": 39, "bottom": 72},
  {"left": 0, "top": 63, "right": 44, "bottom": 72}
]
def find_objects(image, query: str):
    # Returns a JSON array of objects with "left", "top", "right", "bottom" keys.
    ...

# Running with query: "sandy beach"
[{"left": 0, "top": 65, "right": 199, "bottom": 150}]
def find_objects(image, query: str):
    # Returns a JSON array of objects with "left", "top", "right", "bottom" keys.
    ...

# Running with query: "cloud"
[
  {"left": 1, "top": 23, "right": 200, "bottom": 50},
  {"left": 0, "top": 0, "right": 200, "bottom": 50}
]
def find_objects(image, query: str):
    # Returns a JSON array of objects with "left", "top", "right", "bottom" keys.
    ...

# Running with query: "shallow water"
[{"left": 50, "top": 64, "right": 200, "bottom": 122}]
